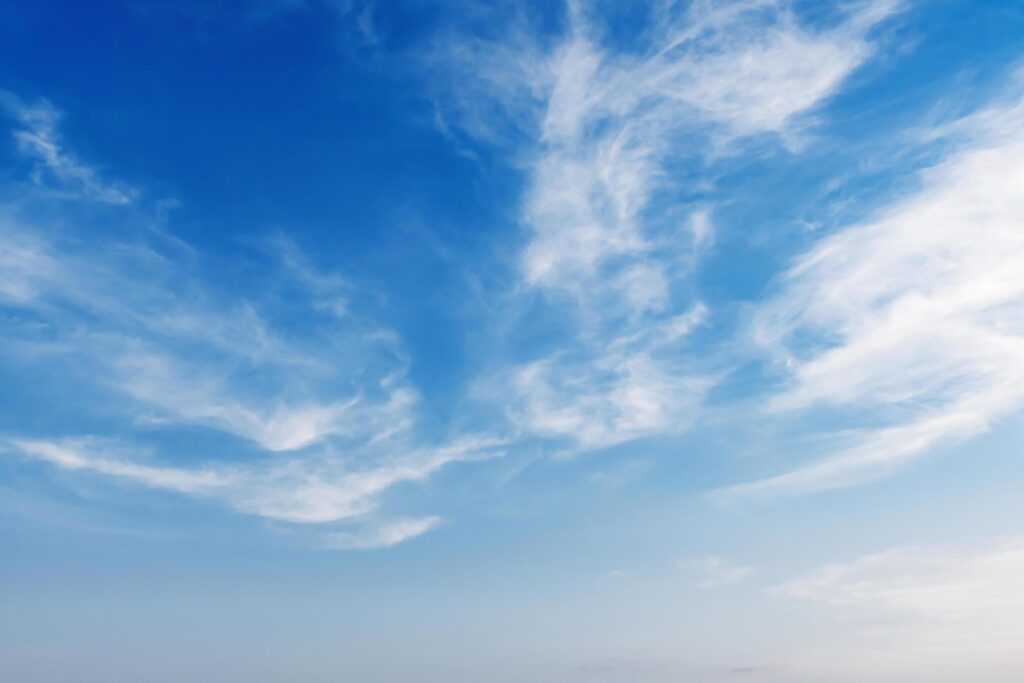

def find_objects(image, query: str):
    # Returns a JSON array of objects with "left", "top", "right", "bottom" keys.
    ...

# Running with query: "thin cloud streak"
[
  {"left": 0, "top": 224, "right": 416, "bottom": 453},
  {"left": 0, "top": 101, "right": 505, "bottom": 546},
  {"left": 320, "top": 516, "right": 442, "bottom": 550},
  {"left": 8, "top": 435, "right": 505, "bottom": 526},
  {"left": 722, "top": 85, "right": 1024, "bottom": 497},
  {"left": 0, "top": 93, "right": 133, "bottom": 204}
]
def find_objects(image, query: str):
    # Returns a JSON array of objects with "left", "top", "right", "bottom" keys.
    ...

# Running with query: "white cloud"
[
  {"left": 0, "top": 223, "right": 494, "bottom": 539},
  {"left": 7, "top": 435, "right": 504, "bottom": 527},
  {"left": 269, "top": 232, "right": 353, "bottom": 319},
  {"left": 441, "top": 0, "right": 901, "bottom": 298},
  {"left": 438, "top": 0, "right": 901, "bottom": 453},
  {"left": 510, "top": 320, "right": 713, "bottom": 452},
  {"left": 1, "top": 93, "right": 134, "bottom": 204},
  {"left": 103, "top": 343, "right": 419, "bottom": 452},
  {"left": 232, "top": 436, "right": 505, "bottom": 524},
  {"left": 725, "top": 88, "right": 1024, "bottom": 497},
  {"left": 0, "top": 221, "right": 418, "bottom": 453},
  {"left": 11, "top": 439, "right": 230, "bottom": 494},
  {"left": 320, "top": 516, "right": 441, "bottom": 550},
  {"left": 0, "top": 100, "right": 505, "bottom": 546}
]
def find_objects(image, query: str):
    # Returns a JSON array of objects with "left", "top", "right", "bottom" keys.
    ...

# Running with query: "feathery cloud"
[
  {"left": 7, "top": 435, "right": 503, "bottom": 526},
  {"left": 1, "top": 93, "right": 134, "bottom": 204},
  {"left": 0, "top": 101, "right": 504, "bottom": 546},
  {"left": 724, "top": 85, "right": 1024, "bottom": 496},
  {"left": 439, "top": 0, "right": 902, "bottom": 453}
]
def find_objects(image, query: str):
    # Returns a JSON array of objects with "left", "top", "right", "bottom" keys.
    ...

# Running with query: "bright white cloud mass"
[
  {"left": 727, "top": 78, "right": 1024, "bottom": 497},
  {"left": 2, "top": 1, "right": 1023, "bottom": 682}
]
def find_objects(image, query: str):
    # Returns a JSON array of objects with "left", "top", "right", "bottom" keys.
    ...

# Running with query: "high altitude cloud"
[
  {"left": 0, "top": 97, "right": 503, "bottom": 541},
  {"left": 4, "top": 0, "right": 1008, "bottom": 552},
  {"left": 0, "top": 220, "right": 415, "bottom": 453},
  {"left": 8, "top": 436, "right": 501, "bottom": 525},
  {"left": 723, "top": 83, "right": 1024, "bottom": 497},
  {"left": 321, "top": 515, "right": 442, "bottom": 550},
  {"left": 0, "top": 94, "right": 133, "bottom": 204},
  {"left": 439, "top": 0, "right": 902, "bottom": 453}
]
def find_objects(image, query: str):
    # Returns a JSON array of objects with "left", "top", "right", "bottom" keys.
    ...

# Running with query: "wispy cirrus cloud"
[
  {"left": 0, "top": 222, "right": 414, "bottom": 453},
  {"left": 10, "top": 438, "right": 231, "bottom": 494},
  {"left": 320, "top": 515, "right": 441, "bottom": 550},
  {"left": 445, "top": 0, "right": 901, "bottom": 299},
  {"left": 722, "top": 82, "right": 1024, "bottom": 497},
  {"left": 439, "top": 0, "right": 902, "bottom": 453},
  {"left": 0, "top": 98, "right": 504, "bottom": 545},
  {"left": 0, "top": 92, "right": 134, "bottom": 204},
  {"left": 8, "top": 435, "right": 502, "bottom": 525}
]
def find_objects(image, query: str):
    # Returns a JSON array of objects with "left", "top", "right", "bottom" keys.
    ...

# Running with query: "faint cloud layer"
[
  {"left": 778, "top": 538, "right": 1024, "bottom": 678},
  {"left": 678, "top": 555, "right": 753, "bottom": 588}
]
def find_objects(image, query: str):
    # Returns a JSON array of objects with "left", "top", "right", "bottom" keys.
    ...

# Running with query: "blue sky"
[{"left": 2, "top": 1, "right": 1024, "bottom": 681}]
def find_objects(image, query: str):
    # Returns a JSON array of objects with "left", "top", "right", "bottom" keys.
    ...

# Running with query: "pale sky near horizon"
[{"left": 2, "top": 1, "right": 1024, "bottom": 681}]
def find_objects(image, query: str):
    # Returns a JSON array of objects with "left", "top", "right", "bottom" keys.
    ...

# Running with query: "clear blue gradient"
[{"left": 2, "top": 1, "right": 1024, "bottom": 681}]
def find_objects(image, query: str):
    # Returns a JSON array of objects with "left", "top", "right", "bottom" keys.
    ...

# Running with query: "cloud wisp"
[
  {"left": 0, "top": 222, "right": 416, "bottom": 454},
  {"left": 1, "top": 93, "right": 134, "bottom": 204},
  {"left": 722, "top": 85, "right": 1024, "bottom": 497},
  {"left": 439, "top": 0, "right": 902, "bottom": 454},
  {"left": 0, "top": 98, "right": 504, "bottom": 545},
  {"left": 8, "top": 435, "right": 503, "bottom": 526}
]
